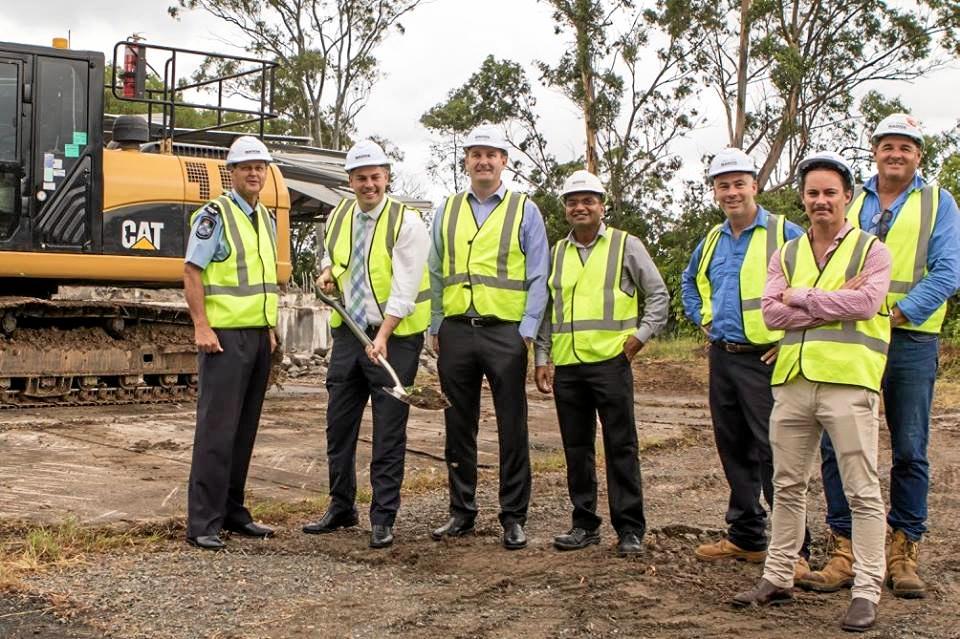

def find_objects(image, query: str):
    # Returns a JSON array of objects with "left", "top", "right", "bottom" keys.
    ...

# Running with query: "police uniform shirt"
[{"left": 185, "top": 190, "right": 277, "bottom": 270}]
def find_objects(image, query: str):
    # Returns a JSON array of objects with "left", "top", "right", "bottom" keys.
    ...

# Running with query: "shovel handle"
[{"left": 316, "top": 289, "right": 406, "bottom": 391}]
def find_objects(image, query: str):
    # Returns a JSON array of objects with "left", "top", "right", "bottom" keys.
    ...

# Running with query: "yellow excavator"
[{"left": 0, "top": 39, "right": 292, "bottom": 407}]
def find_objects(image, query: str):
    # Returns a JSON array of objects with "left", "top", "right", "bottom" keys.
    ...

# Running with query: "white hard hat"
[
  {"left": 463, "top": 124, "right": 510, "bottom": 153},
  {"left": 560, "top": 170, "right": 605, "bottom": 198},
  {"left": 797, "top": 150, "right": 854, "bottom": 187},
  {"left": 344, "top": 139, "right": 391, "bottom": 171},
  {"left": 707, "top": 147, "right": 756, "bottom": 179},
  {"left": 226, "top": 136, "right": 272, "bottom": 166},
  {"left": 871, "top": 113, "right": 924, "bottom": 148}
]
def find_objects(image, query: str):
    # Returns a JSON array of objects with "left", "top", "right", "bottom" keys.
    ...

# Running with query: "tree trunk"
[{"left": 733, "top": 0, "right": 751, "bottom": 147}]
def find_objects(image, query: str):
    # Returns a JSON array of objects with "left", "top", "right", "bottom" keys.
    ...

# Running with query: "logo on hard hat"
[
  {"left": 721, "top": 159, "right": 737, "bottom": 166},
  {"left": 357, "top": 153, "right": 371, "bottom": 159},
  {"left": 476, "top": 135, "right": 490, "bottom": 140}
]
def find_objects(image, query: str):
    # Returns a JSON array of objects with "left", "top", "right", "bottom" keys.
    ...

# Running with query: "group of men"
[
  {"left": 181, "top": 111, "right": 958, "bottom": 633},
  {"left": 682, "top": 114, "right": 959, "bottom": 632}
]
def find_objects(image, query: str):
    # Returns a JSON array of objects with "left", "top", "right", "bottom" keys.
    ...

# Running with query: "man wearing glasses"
[{"left": 798, "top": 114, "right": 960, "bottom": 599}]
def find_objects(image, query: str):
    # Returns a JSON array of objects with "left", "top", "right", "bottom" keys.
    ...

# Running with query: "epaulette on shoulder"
[{"left": 202, "top": 201, "right": 223, "bottom": 217}]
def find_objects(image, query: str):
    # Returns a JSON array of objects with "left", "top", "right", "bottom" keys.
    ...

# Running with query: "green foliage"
[{"left": 687, "top": 0, "right": 960, "bottom": 189}]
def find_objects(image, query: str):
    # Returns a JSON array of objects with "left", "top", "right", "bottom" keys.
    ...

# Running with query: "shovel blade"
[{"left": 382, "top": 385, "right": 451, "bottom": 411}]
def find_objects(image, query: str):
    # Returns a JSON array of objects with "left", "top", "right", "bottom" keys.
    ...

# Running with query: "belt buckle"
[{"left": 468, "top": 317, "right": 484, "bottom": 328}]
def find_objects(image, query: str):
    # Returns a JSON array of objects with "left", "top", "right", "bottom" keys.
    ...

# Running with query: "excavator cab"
[
  {"left": 0, "top": 39, "right": 290, "bottom": 406},
  {"left": 0, "top": 42, "right": 102, "bottom": 274}
]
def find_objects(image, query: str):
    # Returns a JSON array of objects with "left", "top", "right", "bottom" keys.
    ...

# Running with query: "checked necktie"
[{"left": 346, "top": 211, "right": 370, "bottom": 329}]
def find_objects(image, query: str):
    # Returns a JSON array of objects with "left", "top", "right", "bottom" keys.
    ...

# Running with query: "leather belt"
[
  {"left": 713, "top": 340, "right": 775, "bottom": 354},
  {"left": 447, "top": 315, "right": 513, "bottom": 327}
]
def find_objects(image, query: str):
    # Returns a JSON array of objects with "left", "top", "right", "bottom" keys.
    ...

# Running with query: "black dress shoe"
[
  {"left": 554, "top": 527, "right": 601, "bottom": 551},
  {"left": 302, "top": 510, "right": 359, "bottom": 535},
  {"left": 617, "top": 531, "right": 643, "bottom": 555},
  {"left": 731, "top": 578, "right": 794, "bottom": 608},
  {"left": 840, "top": 597, "right": 877, "bottom": 632},
  {"left": 503, "top": 522, "right": 527, "bottom": 550},
  {"left": 430, "top": 517, "right": 475, "bottom": 541},
  {"left": 370, "top": 524, "right": 394, "bottom": 549},
  {"left": 187, "top": 534, "right": 226, "bottom": 551},
  {"left": 224, "top": 521, "right": 274, "bottom": 538}
]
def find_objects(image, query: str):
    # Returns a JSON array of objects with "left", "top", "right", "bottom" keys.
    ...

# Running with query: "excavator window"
[
  {"left": 0, "top": 60, "right": 19, "bottom": 237},
  {"left": 35, "top": 57, "right": 88, "bottom": 189}
]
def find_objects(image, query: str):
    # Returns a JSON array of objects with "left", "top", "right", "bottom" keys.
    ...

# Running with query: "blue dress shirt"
[
  {"left": 681, "top": 207, "right": 804, "bottom": 343},
  {"left": 427, "top": 182, "right": 550, "bottom": 340},
  {"left": 855, "top": 174, "right": 960, "bottom": 326}
]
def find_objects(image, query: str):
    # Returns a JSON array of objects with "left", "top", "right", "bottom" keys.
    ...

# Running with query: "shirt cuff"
[
  {"left": 429, "top": 313, "right": 443, "bottom": 335},
  {"left": 633, "top": 327, "right": 652, "bottom": 345},
  {"left": 534, "top": 349, "right": 550, "bottom": 367},
  {"left": 320, "top": 256, "right": 332, "bottom": 270},
  {"left": 384, "top": 299, "right": 415, "bottom": 319},
  {"left": 894, "top": 299, "right": 921, "bottom": 326},
  {"left": 518, "top": 317, "right": 539, "bottom": 340}
]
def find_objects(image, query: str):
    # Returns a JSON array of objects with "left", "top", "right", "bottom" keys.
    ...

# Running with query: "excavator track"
[{"left": 0, "top": 298, "right": 198, "bottom": 408}]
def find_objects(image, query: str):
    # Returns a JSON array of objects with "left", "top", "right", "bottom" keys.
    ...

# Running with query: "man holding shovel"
[{"left": 303, "top": 140, "right": 431, "bottom": 549}]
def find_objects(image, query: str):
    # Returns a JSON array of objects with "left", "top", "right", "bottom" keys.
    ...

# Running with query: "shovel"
[{"left": 316, "top": 289, "right": 450, "bottom": 411}]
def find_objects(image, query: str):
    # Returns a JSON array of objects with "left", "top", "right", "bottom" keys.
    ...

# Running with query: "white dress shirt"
[{"left": 322, "top": 196, "right": 430, "bottom": 327}]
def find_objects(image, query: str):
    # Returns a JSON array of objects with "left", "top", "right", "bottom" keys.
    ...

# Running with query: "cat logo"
[{"left": 121, "top": 220, "right": 164, "bottom": 251}]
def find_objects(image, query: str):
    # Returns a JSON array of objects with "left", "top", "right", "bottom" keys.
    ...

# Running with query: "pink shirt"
[{"left": 762, "top": 222, "right": 892, "bottom": 330}]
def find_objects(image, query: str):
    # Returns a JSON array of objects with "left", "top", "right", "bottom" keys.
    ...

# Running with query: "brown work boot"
[
  {"left": 794, "top": 556, "right": 811, "bottom": 582},
  {"left": 887, "top": 529, "right": 926, "bottom": 599},
  {"left": 795, "top": 532, "right": 854, "bottom": 592},
  {"left": 695, "top": 538, "right": 766, "bottom": 563}
]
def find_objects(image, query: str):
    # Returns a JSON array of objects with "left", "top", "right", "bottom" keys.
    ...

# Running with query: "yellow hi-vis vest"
[
  {"left": 548, "top": 228, "right": 638, "bottom": 366},
  {"left": 324, "top": 197, "right": 430, "bottom": 336},
  {"left": 771, "top": 228, "right": 890, "bottom": 392},
  {"left": 440, "top": 190, "right": 528, "bottom": 321},
  {"left": 191, "top": 194, "right": 279, "bottom": 328},
  {"left": 695, "top": 213, "right": 786, "bottom": 345},
  {"left": 847, "top": 184, "right": 944, "bottom": 333}
]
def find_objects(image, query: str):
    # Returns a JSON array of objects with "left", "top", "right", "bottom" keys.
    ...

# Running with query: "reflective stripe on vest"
[
  {"left": 324, "top": 197, "right": 430, "bottom": 336},
  {"left": 771, "top": 228, "right": 890, "bottom": 392},
  {"left": 440, "top": 191, "right": 527, "bottom": 320},
  {"left": 549, "top": 228, "right": 638, "bottom": 365},
  {"left": 192, "top": 194, "right": 279, "bottom": 328},
  {"left": 695, "top": 213, "right": 786, "bottom": 344},
  {"left": 847, "top": 185, "right": 944, "bottom": 333}
]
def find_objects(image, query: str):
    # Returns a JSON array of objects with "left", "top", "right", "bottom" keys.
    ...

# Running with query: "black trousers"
[
  {"left": 554, "top": 354, "right": 645, "bottom": 536},
  {"left": 709, "top": 344, "right": 810, "bottom": 555},
  {"left": 437, "top": 319, "right": 530, "bottom": 526},
  {"left": 187, "top": 327, "right": 271, "bottom": 538},
  {"left": 325, "top": 325, "right": 423, "bottom": 526}
]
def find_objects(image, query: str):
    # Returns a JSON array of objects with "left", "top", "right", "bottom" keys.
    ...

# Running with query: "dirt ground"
[{"left": 2, "top": 351, "right": 960, "bottom": 639}]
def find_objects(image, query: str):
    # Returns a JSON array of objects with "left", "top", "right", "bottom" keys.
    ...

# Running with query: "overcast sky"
[{"left": 3, "top": 0, "right": 959, "bottom": 202}]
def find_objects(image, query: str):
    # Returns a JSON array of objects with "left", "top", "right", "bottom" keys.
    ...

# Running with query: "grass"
[
  {"left": 0, "top": 518, "right": 180, "bottom": 589},
  {"left": 248, "top": 496, "right": 331, "bottom": 525},
  {"left": 636, "top": 336, "right": 706, "bottom": 363}
]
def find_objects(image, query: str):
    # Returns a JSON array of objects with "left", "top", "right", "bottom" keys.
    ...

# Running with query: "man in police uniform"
[
  {"left": 802, "top": 115, "right": 960, "bottom": 598},
  {"left": 184, "top": 136, "right": 280, "bottom": 550},
  {"left": 733, "top": 152, "right": 891, "bottom": 633},
  {"left": 428, "top": 124, "right": 550, "bottom": 550},
  {"left": 302, "top": 140, "right": 430, "bottom": 549},
  {"left": 534, "top": 170, "right": 668, "bottom": 555},
  {"left": 680, "top": 148, "right": 809, "bottom": 570}
]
